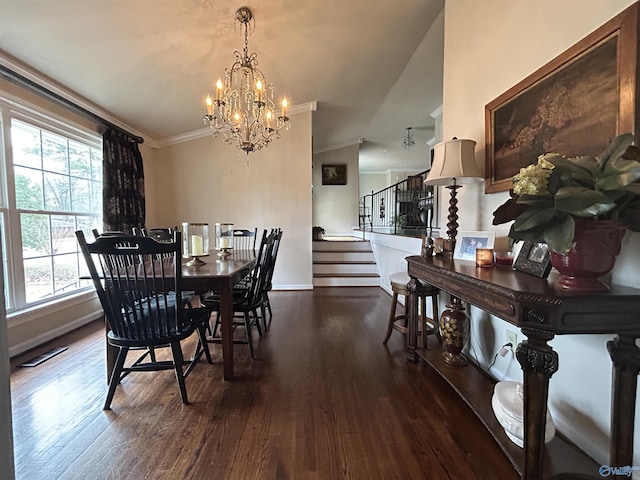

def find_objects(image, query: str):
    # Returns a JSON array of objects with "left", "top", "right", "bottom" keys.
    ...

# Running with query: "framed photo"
[
  {"left": 513, "top": 241, "right": 552, "bottom": 278},
  {"left": 322, "top": 164, "right": 347, "bottom": 185},
  {"left": 484, "top": 4, "right": 639, "bottom": 193},
  {"left": 453, "top": 231, "right": 496, "bottom": 261}
]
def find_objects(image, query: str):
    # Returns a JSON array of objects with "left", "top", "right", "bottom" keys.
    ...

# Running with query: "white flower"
[{"left": 512, "top": 154, "right": 555, "bottom": 195}]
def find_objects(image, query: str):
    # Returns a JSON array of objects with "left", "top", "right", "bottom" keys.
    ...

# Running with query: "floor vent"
[{"left": 20, "top": 347, "right": 68, "bottom": 367}]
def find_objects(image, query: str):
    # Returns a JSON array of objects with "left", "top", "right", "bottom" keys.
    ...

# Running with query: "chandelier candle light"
[{"left": 203, "top": 7, "right": 290, "bottom": 162}]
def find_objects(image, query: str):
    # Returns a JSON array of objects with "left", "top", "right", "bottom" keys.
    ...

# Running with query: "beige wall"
[
  {"left": 152, "top": 111, "right": 314, "bottom": 289},
  {"left": 312, "top": 144, "right": 360, "bottom": 234},
  {"left": 443, "top": 0, "right": 638, "bottom": 466}
]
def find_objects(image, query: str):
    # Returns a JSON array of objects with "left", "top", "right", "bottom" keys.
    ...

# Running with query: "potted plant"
[
  {"left": 493, "top": 133, "right": 640, "bottom": 291},
  {"left": 312, "top": 226, "right": 325, "bottom": 241},
  {"left": 390, "top": 213, "right": 408, "bottom": 230}
]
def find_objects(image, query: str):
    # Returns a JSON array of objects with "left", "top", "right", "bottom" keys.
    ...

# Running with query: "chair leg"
[
  {"left": 210, "top": 311, "right": 221, "bottom": 338},
  {"left": 104, "top": 346, "right": 129, "bottom": 410},
  {"left": 264, "top": 292, "right": 272, "bottom": 330},
  {"left": 383, "top": 292, "right": 399, "bottom": 344},
  {"left": 260, "top": 303, "right": 268, "bottom": 332},
  {"left": 197, "top": 325, "right": 213, "bottom": 364},
  {"left": 244, "top": 312, "right": 255, "bottom": 360},
  {"left": 253, "top": 309, "right": 263, "bottom": 338},
  {"left": 170, "top": 341, "right": 188, "bottom": 404}
]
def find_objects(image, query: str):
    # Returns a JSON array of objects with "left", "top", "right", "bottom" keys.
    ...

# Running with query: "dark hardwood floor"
[{"left": 10, "top": 288, "right": 517, "bottom": 480}]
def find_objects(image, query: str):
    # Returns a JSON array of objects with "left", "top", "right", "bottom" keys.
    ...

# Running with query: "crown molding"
[
  {"left": 0, "top": 54, "right": 152, "bottom": 145},
  {"left": 313, "top": 137, "right": 364, "bottom": 154},
  {"left": 155, "top": 100, "right": 318, "bottom": 148}
]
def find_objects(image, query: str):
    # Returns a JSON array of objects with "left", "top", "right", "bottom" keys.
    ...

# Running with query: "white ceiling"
[{"left": 0, "top": 0, "right": 444, "bottom": 173}]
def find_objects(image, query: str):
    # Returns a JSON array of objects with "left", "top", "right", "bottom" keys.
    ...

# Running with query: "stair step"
[
  {"left": 313, "top": 251, "right": 375, "bottom": 262},
  {"left": 313, "top": 273, "right": 380, "bottom": 278},
  {"left": 313, "top": 276, "right": 381, "bottom": 287},
  {"left": 312, "top": 240, "right": 372, "bottom": 252},
  {"left": 313, "top": 263, "right": 378, "bottom": 275},
  {"left": 313, "top": 260, "right": 376, "bottom": 265},
  {"left": 311, "top": 239, "right": 378, "bottom": 288}
]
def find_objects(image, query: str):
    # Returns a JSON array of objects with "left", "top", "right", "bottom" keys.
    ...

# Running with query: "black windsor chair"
[
  {"left": 76, "top": 230, "right": 212, "bottom": 410},
  {"left": 201, "top": 230, "right": 275, "bottom": 360}
]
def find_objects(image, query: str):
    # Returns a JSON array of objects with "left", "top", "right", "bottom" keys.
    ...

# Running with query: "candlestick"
[{"left": 205, "top": 96, "right": 213, "bottom": 116}]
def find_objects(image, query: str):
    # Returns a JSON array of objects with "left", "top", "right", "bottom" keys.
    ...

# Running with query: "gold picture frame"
[{"left": 485, "top": 3, "right": 640, "bottom": 193}]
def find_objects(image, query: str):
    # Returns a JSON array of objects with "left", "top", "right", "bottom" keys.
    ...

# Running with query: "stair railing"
[{"left": 359, "top": 170, "right": 438, "bottom": 236}]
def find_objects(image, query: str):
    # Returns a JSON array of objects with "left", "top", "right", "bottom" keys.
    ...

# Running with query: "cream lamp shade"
[
  {"left": 424, "top": 138, "right": 483, "bottom": 185},
  {"left": 423, "top": 138, "right": 483, "bottom": 258}
]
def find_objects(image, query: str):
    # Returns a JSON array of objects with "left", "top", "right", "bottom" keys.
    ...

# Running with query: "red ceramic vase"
[{"left": 549, "top": 219, "right": 626, "bottom": 293}]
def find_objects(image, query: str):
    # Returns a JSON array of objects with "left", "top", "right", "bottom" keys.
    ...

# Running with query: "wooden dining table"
[
  {"left": 182, "top": 249, "right": 256, "bottom": 380},
  {"left": 100, "top": 249, "right": 256, "bottom": 382}
]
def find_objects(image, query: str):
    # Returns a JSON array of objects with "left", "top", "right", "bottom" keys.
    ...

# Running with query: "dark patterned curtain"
[{"left": 102, "top": 128, "right": 145, "bottom": 232}]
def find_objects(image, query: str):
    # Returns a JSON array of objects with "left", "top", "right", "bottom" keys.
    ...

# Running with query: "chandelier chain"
[{"left": 203, "top": 7, "right": 289, "bottom": 162}]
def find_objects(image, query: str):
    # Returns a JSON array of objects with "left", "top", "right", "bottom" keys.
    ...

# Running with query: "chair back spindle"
[{"left": 233, "top": 228, "right": 258, "bottom": 251}]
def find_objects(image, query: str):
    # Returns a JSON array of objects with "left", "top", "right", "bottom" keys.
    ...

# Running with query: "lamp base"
[
  {"left": 439, "top": 296, "right": 469, "bottom": 366},
  {"left": 445, "top": 183, "right": 461, "bottom": 255},
  {"left": 441, "top": 239, "right": 455, "bottom": 258}
]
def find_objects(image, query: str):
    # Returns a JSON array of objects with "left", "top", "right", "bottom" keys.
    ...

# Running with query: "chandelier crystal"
[
  {"left": 402, "top": 127, "right": 415, "bottom": 150},
  {"left": 203, "top": 7, "right": 289, "bottom": 161}
]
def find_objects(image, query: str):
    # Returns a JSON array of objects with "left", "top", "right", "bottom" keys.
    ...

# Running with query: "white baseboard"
[{"left": 9, "top": 311, "right": 102, "bottom": 358}]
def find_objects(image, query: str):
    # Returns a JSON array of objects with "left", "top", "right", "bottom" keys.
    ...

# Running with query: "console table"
[{"left": 406, "top": 255, "right": 640, "bottom": 480}]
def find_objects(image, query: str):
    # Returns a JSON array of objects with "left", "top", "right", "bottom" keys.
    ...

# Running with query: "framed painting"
[
  {"left": 453, "top": 231, "right": 496, "bottom": 261},
  {"left": 322, "top": 164, "right": 347, "bottom": 185},
  {"left": 513, "top": 241, "right": 552, "bottom": 279},
  {"left": 484, "top": 3, "right": 640, "bottom": 193}
]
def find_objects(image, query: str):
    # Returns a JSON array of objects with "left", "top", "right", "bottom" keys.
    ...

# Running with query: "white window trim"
[{"left": 0, "top": 95, "right": 102, "bottom": 315}]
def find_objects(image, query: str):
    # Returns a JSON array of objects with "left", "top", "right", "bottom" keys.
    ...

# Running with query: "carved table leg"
[
  {"left": 606, "top": 334, "right": 640, "bottom": 469},
  {"left": 516, "top": 329, "right": 558, "bottom": 480},
  {"left": 407, "top": 276, "right": 420, "bottom": 362}
]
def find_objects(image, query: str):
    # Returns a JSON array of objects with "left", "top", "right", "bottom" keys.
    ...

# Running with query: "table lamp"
[{"left": 424, "top": 138, "right": 483, "bottom": 257}]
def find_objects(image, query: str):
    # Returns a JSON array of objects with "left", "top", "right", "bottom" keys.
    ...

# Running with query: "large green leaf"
[
  {"left": 543, "top": 214, "right": 575, "bottom": 253},
  {"left": 508, "top": 223, "right": 544, "bottom": 243},
  {"left": 623, "top": 183, "right": 640, "bottom": 194},
  {"left": 516, "top": 194, "right": 554, "bottom": 207},
  {"left": 553, "top": 187, "right": 615, "bottom": 215},
  {"left": 571, "top": 156, "right": 599, "bottom": 175},
  {"left": 598, "top": 133, "right": 634, "bottom": 170},
  {"left": 550, "top": 156, "right": 595, "bottom": 187},
  {"left": 514, "top": 207, "right": 557, "bottom": 231},
  {"left": 599, "top": 156, "right": 640, "bottom": 189}
]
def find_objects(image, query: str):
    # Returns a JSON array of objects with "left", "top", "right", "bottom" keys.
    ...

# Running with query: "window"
[{"left": 0, "top": 110, "right": 102, "bottom": 312}]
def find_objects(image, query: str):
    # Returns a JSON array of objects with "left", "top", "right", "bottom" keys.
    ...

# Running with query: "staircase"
[{"left": 312, "top": 239, "right": 380, "bottom": 287}]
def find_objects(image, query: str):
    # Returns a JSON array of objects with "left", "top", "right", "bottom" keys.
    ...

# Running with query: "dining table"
[{"left": 101, "top": 248, "right": 257, "bottom": 382}]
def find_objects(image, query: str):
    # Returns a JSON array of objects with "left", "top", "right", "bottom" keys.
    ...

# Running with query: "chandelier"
[
  {"left": 203, "top": 7, "right": 289, "bottom": 160},
  {"left": 402, "top": 127, "right": 415, "bottom": 150}
]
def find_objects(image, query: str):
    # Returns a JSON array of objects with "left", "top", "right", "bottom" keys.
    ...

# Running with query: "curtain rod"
[{"left": 0, "top": 64, "right": 144, "bottom": 144}]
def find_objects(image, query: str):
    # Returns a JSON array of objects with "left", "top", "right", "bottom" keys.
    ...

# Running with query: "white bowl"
[{"left": 491, "top": 381, "right": 555, "bottom": 448}]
